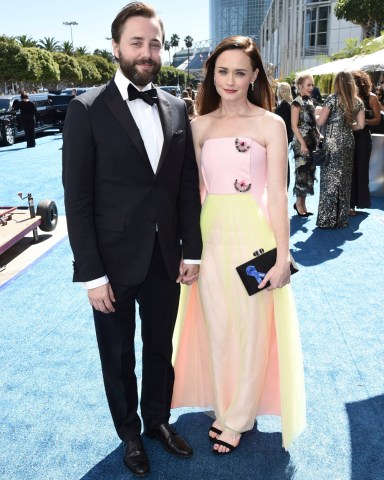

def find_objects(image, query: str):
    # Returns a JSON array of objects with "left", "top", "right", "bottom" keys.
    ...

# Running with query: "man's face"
[{"left": 113, "top": 16, "right": 162, "bottom": 87}]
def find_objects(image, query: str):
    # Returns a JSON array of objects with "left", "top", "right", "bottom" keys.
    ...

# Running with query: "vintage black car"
[
  {"left": 60, "top": 87, "right": 93, "bottom": 96},
  {"left": 158, "top": 85, "right": 182, "bottom": 98},
  {"left": 0, "top": 93, "right": 72, "bottom": 146}
]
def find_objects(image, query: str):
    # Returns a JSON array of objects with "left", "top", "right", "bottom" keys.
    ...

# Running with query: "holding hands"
[{"left": 177, "top": 260, "right": 200, "bottom": 285}]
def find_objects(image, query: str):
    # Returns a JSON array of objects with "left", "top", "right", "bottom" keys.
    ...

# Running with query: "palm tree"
[
  {"left": 38, "top": 37, "right": 60, "bottom": 52},
  {"left": 16, "top": 35, "right": 37, "bottom": 47},
  {"left": 76, "top": 46, "right": 89, "bottom": 56},
  {"left": 332, "top": 38, "right": 361, "bottom": 60},
  {"left": 93, "top": 49, "right": 114, "bottom": 62},
  {"left": 170, "top": 34, "right": 180, "bottom": 58},
  {"left": 164, "top": 40, "right": 171, "bottom": 64},
  {"left": 184, "top": 36, "right": 193, "bottom": 82},
  {"left": 60, "top": 41, "right": 75, "bottom": 56}
]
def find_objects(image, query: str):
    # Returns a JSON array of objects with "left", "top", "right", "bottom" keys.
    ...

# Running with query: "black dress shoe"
[
  {"left": 123, "top": 436, "right": 149, "bottom": 477},
  {"left": 145, "top": 422, "right": 193, "bottom": 458}
]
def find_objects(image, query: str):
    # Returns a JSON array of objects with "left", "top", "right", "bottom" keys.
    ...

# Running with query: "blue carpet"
[{"left": 1, "top": 135, "right": 383, "bottom": 479}]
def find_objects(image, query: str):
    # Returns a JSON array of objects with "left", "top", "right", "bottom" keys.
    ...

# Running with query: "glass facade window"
[
  {"left": 210, "top": 0, "right": 272, "bottom": 46},
  {"left": 304, "top": 2, "right": 330, "bottom": 56}
]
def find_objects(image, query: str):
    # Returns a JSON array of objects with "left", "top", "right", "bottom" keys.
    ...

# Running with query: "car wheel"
[
  {"left": 37, "top": 199, "right": 58, "bottom": 232},
  {"left": 3, "top": 125, "right": 15, "bottom": 146}
]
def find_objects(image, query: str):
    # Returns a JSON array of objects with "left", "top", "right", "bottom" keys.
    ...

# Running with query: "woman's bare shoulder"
[
  {"left": 191, "top": 113, "right": 215, "bottom": 138},
  {"left": 256, "top": 109, "right": 285, "bottom": 130}
]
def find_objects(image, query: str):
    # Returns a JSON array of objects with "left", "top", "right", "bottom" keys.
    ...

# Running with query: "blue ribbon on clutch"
[{"left": 246, "top": 265, "right": 266, "bottom": 284}]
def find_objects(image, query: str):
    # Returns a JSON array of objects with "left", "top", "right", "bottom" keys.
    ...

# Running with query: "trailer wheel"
[{"left": 37, "top": 199, "right": 58, "bottom": 232}]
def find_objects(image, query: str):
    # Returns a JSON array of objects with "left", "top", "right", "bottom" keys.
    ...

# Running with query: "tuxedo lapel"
[
  {"left": 156, "top": 91, "right": 173, "bottom": 175},
  {"left": 103, "top": 80, "right": 154, "bottom": 177}
]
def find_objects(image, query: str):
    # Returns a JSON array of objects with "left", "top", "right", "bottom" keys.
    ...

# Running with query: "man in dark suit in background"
[
  {"left": 311, "top": 85, "right": 322, "bottom": 105},
  {"left": 18, "top": 92, "right": 37, "bottom": 148},
  {"left": 62, "top": 2, "right": 202, "bottom": 477}
]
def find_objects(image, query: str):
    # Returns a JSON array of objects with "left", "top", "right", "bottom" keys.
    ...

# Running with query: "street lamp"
[
  {"left": 105, "top": 37, "right": 114, "bottom": 58},
  {"left": 63, "top": 21, "right": 78, "bottom": 45}
]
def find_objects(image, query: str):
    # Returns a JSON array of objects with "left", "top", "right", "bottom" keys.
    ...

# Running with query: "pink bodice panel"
[{"left": 201, "top": 136, "right": 269, "bottom": 218}]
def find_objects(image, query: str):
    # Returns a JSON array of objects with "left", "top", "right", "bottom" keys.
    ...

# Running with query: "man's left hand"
[{"left": 177, "top": 261, "right": 200, "bottom": 285}]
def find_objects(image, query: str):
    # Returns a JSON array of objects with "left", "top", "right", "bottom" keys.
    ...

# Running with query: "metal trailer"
[{"left": 0, "top": 193, "right": 58, "bottom": 256}]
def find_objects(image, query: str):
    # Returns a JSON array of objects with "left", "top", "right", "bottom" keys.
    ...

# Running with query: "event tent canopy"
[
  {"left": 351, "top": 49, "right": 384, "bottom": 72},
  {"left": 298, "top": 48, "right": 384, "bottom": 76}
]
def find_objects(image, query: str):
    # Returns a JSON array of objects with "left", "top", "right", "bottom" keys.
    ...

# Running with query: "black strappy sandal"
[
  {"left": 212, "top": 438, "right": 237, "bottom": 454},
  {"left": 208, "top": 426, "right": 223, "bottom": 441}
]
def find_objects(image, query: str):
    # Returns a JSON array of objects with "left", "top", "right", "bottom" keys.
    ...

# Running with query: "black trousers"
[
  {"left": 93, "top": 236, "right": 180, "bottom": 442},
  {"left": 21, "top": 118, "right": 36, "bottom": 147}
]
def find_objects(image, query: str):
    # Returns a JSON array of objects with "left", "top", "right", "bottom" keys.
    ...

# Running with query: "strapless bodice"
[{"left": 201, "top": 137, "right": 267, "bottom": 204}]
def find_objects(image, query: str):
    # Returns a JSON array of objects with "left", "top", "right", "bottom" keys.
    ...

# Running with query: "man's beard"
[{"left": 119, "top": 54, "right": 161, "bottom": 87}]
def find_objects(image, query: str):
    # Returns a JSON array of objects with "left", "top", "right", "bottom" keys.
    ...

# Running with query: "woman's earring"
[{"left": 250, "top": 82, "right": 254, "bottom": 92}]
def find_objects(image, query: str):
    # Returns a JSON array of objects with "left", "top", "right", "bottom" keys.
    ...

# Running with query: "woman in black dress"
[
  {"left": 275, "top": 82, "right": 293, "bottom": 188},
  {"left": 370, "top": 87, "right": 384, "bottom": 134},
  {"left": 291, "top": 74, "right": 319, "bottom": 216},
  {"left": 350, "top": 71, "right": 381, "bottom": 214}
]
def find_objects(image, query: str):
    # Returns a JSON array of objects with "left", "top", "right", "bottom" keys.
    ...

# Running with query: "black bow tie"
[{"left": 128, "top": 83, "right": 158, "bottom": 106}]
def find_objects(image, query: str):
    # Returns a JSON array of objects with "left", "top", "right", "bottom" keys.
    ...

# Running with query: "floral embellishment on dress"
[
  {"left": 235, "top": 138, "right": 250, "bottom": 152},
  {"left": 234, "top": 179, "right": 251, "bottom": 192}
]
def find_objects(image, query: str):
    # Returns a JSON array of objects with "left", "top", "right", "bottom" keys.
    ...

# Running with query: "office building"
[
  {"left": 210, "top": 0, "right": 273, "bottom": 46},
  {"left": 260, "top": 0, "right": 362, "bottom": 77}
]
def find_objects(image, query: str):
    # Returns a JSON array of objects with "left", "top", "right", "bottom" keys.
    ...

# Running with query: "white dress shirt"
[
  {"left": 84, "top": 69, "right": 198, "bottom": 290},
  {"left": 115, "top": 68, "right": 164, "bottom": 173}
]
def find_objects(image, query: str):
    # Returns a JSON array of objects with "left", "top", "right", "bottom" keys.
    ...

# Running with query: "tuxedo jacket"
[{"left": 62, "top": 79, "right": 202, "bottom": 285}]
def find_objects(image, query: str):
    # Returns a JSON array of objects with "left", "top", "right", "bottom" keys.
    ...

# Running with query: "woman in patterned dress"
[
  {"left": 315, "top": 72, "right": 365, "bottom": 228},
  {"left": 291, "top": 74, "right": 319, "bottom": 216}
]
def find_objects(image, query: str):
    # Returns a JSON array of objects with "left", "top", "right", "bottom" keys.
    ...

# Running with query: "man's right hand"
[{"left": 87, "top": 283, "right": 116, "bottom": 313}]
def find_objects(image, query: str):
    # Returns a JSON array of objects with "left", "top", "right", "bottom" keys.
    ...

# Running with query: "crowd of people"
[
  {"left": 61, "top": 1, "right": 382, "bottom": 478},
  {"left": 274, "top": 71, "right": 383, "bottom": 229}
]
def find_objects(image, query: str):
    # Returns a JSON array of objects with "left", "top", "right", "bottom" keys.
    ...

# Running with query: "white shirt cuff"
[
  {"left": 183, "top": 259, "right": 201, "bottom": 265},
  {"left": 83, "top": 275, "right": 109, "bottom": 289}
]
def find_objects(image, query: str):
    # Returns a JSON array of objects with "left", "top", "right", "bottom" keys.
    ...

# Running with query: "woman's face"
[
  {"left": 299, "top": 77, "right": 314, "bottom": 97},
  {"left": 375, "top": 89, "right": 383, "bottom": 100},
  {"left": 213, "top": 49, "right": 258, "bottom": 101}
]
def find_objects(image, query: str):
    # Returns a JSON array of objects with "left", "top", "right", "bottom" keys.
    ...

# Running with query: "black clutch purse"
[
  {"left": 312, "top": 139, "right": 329, "bottom": 167},
  {"left": 236, "top": 248, "right": 299, "bottom": 296}
]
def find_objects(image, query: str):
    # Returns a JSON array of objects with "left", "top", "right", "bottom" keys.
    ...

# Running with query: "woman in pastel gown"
[{"left": 172, "top": 36, "right": 306, "bottom": 454}]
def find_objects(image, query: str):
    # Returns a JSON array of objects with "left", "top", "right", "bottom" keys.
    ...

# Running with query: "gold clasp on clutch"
[{"left": 253, "top": 248, "right": 265, "bottom": 257}]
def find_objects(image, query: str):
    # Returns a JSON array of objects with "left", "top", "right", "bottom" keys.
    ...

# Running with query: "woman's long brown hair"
[
  {"left": 195, "top": 36, "right": 273, "bottom": 116},
  {"left": 334, "top": 71, "right": 360, "bottom": 126}
]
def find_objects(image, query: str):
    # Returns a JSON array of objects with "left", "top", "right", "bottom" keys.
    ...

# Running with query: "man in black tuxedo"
[{"left": 62, "top": 2, "right": 202, "bottom": 476}]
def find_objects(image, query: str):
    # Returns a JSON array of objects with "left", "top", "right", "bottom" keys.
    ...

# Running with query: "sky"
[{"left": 2, "top": 0, "right": 210, "bottom": 57}]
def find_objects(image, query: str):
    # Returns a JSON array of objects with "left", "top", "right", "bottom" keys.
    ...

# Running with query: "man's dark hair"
[{"left": 111, "top": 2, "right": 165, "bottom": 44}]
